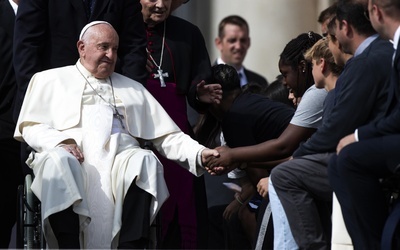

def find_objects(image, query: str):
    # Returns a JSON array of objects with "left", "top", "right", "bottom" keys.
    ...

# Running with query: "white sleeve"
[
  {"left": 22, "top": 123, "right": 72, "bottom": 152},
  {"left": 151, "top": 131, "right": 206, "bottom": 176}
]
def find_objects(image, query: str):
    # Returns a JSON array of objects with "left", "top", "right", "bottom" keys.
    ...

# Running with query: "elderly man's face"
[
  {"left": 78, "top": 24, "right": 119, "bottom": 78},
  {"left": 141, "top": 0, "right": 172, "bottom": 27}
]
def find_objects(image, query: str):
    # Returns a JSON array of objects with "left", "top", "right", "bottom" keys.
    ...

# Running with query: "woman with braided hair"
[
  {"left": 279, "top": 31, "right": 322, "bottom": 106},
  {"left": 206, "top": 31, "right": 328, "bottom": 248},
  {"left": 207, "top": 31, "right": 326, "bottom": 171}
]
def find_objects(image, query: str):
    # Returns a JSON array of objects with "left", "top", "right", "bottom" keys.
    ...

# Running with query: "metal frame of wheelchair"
[
  {"left": 16, "top": 174, "right": 46, "bottom": 249},
  {"left": 15, "top": 142, "right": 161, "bottom": 249},
  {"left": 15, "top": 173, "right": 161, "bottom": 249}
]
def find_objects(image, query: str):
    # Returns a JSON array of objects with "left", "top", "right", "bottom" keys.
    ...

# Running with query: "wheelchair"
[
  {"left": 16, "top": 173, "right": 46, "bottom": 249},
  {"left": 15, "top": 141, "right": 161, "bottom": 249}
]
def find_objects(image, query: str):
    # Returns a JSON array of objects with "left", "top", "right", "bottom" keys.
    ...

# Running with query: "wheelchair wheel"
[
  {"left": 16, "top": 184, "right": 25, "bottom": 249},
  {"left": 24, "top": 174, "right": 35, "bottom": 249},
  {"left": 16, "top": 174, "right": 46, "bottom": 249}
]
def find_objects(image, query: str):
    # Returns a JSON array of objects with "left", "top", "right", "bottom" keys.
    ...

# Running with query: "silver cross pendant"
[{"left": 154, "top": 69, "right": 169, "bottom": 87}]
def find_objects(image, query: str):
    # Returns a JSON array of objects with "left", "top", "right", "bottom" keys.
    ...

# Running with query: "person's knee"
[
  {"left": 335, "top": 147, "right": 355, "bottom": 176},
  {"left": 270, "top": 163, "right": 293, "bottom": 189},
  {"left": 136, "top": 149, "right": 161, "bottom": 168}
]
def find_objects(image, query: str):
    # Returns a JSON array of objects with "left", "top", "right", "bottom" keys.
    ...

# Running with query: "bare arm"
[{"left": 208, "top": 124, "right": 316, "bottom": 169}]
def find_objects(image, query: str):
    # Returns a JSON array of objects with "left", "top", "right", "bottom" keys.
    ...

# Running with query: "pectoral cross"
[
  {"left": 113, "top": 108, "right": 125, "bottom": 129},
  {"left": 154, "top": 69, "right": 169, "bottom": 87}
]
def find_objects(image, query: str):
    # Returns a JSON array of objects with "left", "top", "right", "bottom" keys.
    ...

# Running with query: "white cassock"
[{"left": 14, "top": 61, "right": 206, "bottom": 249}]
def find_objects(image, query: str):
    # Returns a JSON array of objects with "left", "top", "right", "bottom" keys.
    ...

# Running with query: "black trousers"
[
  {"left": 328, "top": 135, "right": 400, "bottom": 250},
  {"left": 207, "top": 204, "right": 253, "bottom": 249},
  {"left": 49, "top": 180, "right": 152, "bottom": 249},
  {"left": 0, "top": 138, "right": 23, "bottom": 248}
]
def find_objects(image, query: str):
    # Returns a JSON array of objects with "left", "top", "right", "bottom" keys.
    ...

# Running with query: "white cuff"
[
  {"left": 197, "top": 149, "right": 203, "bottom": 167},
  {"left": 354, "top": 129, "right": 359, "bottom": 142}
]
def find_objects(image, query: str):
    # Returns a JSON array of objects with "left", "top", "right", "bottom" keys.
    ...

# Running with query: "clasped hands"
[{"left": 202, "top": 145, "right": 238, "bottom": 175}]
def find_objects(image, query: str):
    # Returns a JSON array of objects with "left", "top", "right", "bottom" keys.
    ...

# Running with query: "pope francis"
[{"left": 14, "top": 21, "right": 219, "bottom": 249}]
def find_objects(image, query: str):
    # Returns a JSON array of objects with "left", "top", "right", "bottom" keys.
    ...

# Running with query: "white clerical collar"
[
  {"left": 8, "top": 0, "right": 18, "bottom": 15},
  {"left": 76, "top": 60, "right": 93, "bottom": 79},
  {"left": 76, "top": 60, "right": 109, "bottom": 83}
]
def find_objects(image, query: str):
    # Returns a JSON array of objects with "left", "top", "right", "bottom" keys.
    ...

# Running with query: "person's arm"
[
  {"left": 245, "top": 157, "right": 291, "bottom": 171},
  {"left": 337, "top": 102, "right": 400, "bottom": 154},
  {"left": 186, "top": 24, "right": 223, "bottom": 112},
  {"left": 207, "top": 124, "right": 315, "bottom": 171},
  {"left": 22, "top": 123, "right": 84, "bottom": 163},
  {"left": 294, "top": 42, "right": 393, "bottom": 157},
  {"left": 223, "top": 176, "right": 255, "bottom": 221},
  {"left": 359, "top": 109, "right": 400, "bottom": 139},
  {"left": 151, "top": 131, "right": 219, "bottom": 176},
  {"left": 22, "top": 123, "right": 71, "bottom": 151}
]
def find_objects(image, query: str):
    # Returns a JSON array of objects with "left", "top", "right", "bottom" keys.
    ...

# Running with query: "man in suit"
[
  {"left": 329, "top": 0, "right": 400, "bottom": 248},
  {"left": 205, "top": 15, "right": 270, "bottom": 235},
  {"left": 0, "top": 0, "right": 23, "bottom": 247},
  {"left": 214, "top": 15, "right": 269, "bottom": 88},
  {"left": 267, "top": 0, "right": 394, "bottom": 248}
]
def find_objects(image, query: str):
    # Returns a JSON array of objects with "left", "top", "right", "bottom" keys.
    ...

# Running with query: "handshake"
[{"left": 201, "top": 145, "right": 239, "bottom": 175}]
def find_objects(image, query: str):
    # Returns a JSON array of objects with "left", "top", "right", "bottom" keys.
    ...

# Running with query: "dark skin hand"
[{"left": 207, "top": 124, "right": 316, "bottom": 175}]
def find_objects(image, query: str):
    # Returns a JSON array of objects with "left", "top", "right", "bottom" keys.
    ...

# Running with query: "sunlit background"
[{"left": 174, "top": 0, "right": 335, "bottom": 83}]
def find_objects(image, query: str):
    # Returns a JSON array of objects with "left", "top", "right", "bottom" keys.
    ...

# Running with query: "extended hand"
[
  {"left": 207, "top": 145, "right": 234, "bottom": 170},
  {"left": 196, "top": 80, "right": 222, "bottom": 104},
  {"left": 336, "top": 133, "right": 356, "bottom": 154},
  {"left": 201, "top": 148, "right": 220, "bottom": 167}
]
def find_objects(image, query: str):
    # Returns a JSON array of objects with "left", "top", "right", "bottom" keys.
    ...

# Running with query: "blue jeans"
[{"left": 269, "top": 179, "right": 298, "bottom": 250}]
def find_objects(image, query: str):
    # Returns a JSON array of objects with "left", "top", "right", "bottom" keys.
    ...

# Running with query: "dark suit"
[
  {"left": 212, "top": 59, "right": 268, "bottom": 86},
  {"left": 243, "top": 68, "right": 269, "bottom": 86},
  {"left": 0, "top": 0, "right": 23, "bottom": 247},
  {"left": 328, "top": 38, "right": 400, "bottom": 249},
  {"left": 293, "top": 37, "right": 394, "bottom": 157},
  {"left": 270, "top": 36, "right": 394, "bottom": 249},
  {"left": 13, "top": 0, "right": 147, "bottom": 121}
]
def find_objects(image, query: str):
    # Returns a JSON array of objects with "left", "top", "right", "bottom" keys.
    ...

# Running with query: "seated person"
[
  {"left": 256, "top": 32, "right": 345, "bottom": 249},
  {"left": 205, "top": 32, "right": 326, "bottom": 249},
  {"left": 206, "top": 32, "right": 326, "bottom": 174},
  {"left": 13, "top": 21, "right": 219, "bottom": 249},
  {"left": 265, "top": 1, "right": 394, "bottom": 248},
  {"left": 199, "top": 64, "right": 295, "bottom": 249}
]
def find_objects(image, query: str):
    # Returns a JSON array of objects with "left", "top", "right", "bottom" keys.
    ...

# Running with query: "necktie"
[{"left": 238, "top": 72, "right": 245, "bottom": 87}]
